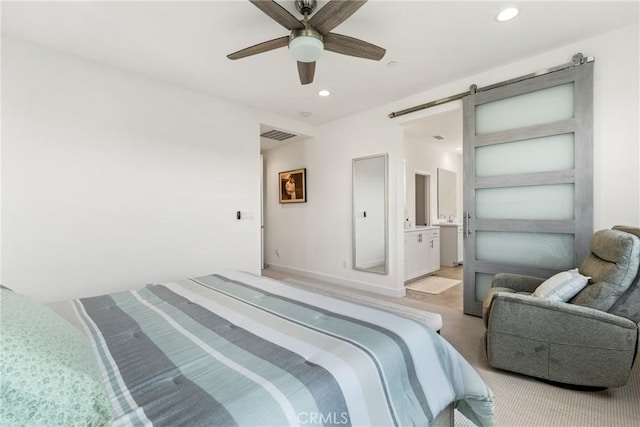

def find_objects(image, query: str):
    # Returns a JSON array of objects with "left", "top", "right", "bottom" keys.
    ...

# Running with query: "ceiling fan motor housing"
[{"left": 295, "top": 0, "right": 317, "bottom": 16}]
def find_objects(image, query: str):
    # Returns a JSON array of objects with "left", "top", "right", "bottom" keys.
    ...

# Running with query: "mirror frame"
[{"left": 352, "top": 153, "right": 389, "bottom": 275}]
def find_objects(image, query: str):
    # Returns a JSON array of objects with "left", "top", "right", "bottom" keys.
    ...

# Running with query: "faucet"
[{"left": 448, "top": 215, "right": 454, "bottom": 223}]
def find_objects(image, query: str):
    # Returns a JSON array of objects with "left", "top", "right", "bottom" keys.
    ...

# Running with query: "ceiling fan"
[{"left": 227, "top": 0, "right": 386, "bottom": 85}]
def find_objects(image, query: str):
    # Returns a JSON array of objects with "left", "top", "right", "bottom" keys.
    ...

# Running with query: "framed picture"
[{"left": 279, "top": 168, "right": 306, "bottom": 203}]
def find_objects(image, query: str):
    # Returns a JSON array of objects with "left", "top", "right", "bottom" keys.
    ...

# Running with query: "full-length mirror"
[
  {"left": 437, "top": 168, "right": 457, "bottom": 220},
  {"left": 353, "top": 154, "right": 388, "bottom": 274}
]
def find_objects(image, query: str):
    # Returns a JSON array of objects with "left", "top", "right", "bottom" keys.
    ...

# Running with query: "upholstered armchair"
[{"left": 483, "top": 226, "right": 640, "bottom": 388}]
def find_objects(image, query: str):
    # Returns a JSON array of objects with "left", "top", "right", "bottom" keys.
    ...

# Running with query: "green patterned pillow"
[{"left": 0, "top": 287, "right": 112, "bottom": 426}]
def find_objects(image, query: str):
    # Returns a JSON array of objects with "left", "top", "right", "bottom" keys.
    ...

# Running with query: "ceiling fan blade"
[
  {"left": 227, "top": 36, "right": 289, "bottom": 60},
  {"left": 250, "top": 0, "right": 304, "bottom": 30},
  {"left": 297, "top": 61, "right": 315, "bottom": 85},
  {"left": 324, "top": 33, "right": 385, "bottom": 60},
  {"left": 309, "top": 0, "right": 367, "bottom": 34}
]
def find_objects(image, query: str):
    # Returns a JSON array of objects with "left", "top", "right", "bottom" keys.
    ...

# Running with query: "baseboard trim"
[{"left": 266, "top": 264, "right": 406, "bottom": 298}]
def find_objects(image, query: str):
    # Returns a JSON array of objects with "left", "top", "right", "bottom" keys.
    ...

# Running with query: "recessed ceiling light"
[
  {"left": 318, "top": 89, "right": 331, "bottom": 97},
  {"left": 387, "top": 60, "right": 398, "bottom": 67},
  {"left": 456, "top": 147, "right": 463, "bottom": 151},
  {"left": 496, "top": 7, "right": 519, "bottom": 22}
]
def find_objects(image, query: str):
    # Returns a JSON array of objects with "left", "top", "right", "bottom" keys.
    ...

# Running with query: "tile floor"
[{"left": 405, "top": 266, "right": 463, "bottom": 311}]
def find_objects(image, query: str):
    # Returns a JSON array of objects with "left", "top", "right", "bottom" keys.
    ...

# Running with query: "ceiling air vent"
[
  {"left": 261, "top": 130, "right": 297, "bottom": 141},
  {"left": 432, "top": 135, "right": 446, "bottom": 141}
]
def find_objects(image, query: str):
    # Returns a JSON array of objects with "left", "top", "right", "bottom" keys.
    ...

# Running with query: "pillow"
[
  {"left": 531, "top": 268, "right": 590, "bottom": 302},
  {"left": 0, "top": 287, "right": 112, "bottom": 426}
]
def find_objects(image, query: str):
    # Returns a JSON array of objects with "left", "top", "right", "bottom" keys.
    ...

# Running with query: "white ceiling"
[
  {"left": 2, "top": 0, "right": 638, "bottom": 132},
  {"left": 402, "top": 107, "right": 464, "bottom": 152}
]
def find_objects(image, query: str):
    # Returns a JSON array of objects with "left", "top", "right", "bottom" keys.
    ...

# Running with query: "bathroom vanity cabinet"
[{"left": 404, "top": 227, "right": 440, "bottom": 281}]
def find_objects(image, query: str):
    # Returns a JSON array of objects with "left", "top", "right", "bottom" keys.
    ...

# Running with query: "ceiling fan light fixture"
[{"left": 289, "top": 29, "right": 324, "bottom": 63}]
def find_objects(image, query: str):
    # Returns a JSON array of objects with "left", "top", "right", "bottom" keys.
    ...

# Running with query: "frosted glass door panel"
[
  {"left": 476, "top": 273, "right": 494, "bottom": 302},
  {"left": 476, "top": 133, "right": 575, "bottom": 177},
  {"left": 476, "top": 184, "right": 575, "bottom": 220},
  {"left": 476, "top": 231, "right": 574, "bottom": 269},
  {"left": 476, "top": 83, "right": 574, "bottom": 134}
]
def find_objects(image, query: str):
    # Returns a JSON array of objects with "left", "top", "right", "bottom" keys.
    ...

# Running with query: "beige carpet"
[
  {"left": 430, "top": 300, "right": 640, "bottom": 427},
  {"left": 407, "top": 275, "right": 462, "bottom": 294},
  {"left": 263, "top": 269, "right": 640, "bottom": 427}
]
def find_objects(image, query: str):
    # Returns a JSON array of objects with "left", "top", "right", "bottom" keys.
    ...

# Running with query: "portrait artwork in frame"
[{"left": 279, "top": 168, "right": 306, "bottom": 203}]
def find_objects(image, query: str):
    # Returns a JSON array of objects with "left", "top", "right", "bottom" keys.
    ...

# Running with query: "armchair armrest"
[
  {"left": 491, "top": 273, "right": 546, "bottom": 293},
  {"left": 486, "top": 293, "right": 638, "bottom": 387}
]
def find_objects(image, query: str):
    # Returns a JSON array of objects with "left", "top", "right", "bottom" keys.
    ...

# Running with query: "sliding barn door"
[{"left": 462, "top": 60, "right": 594, "bottom": 316}]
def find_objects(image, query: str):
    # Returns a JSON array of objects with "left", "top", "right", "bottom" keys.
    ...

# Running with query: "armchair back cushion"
[
  {"left": 571, "top": 229, "right": 640, "bottom": 313},
  {"left": 608, "top": 226, "right": 640, "bottom": 323}
]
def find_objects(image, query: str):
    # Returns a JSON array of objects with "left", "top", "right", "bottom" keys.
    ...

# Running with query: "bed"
[{"left": 1, "top": 271, "right": 494, "bottom": 426}]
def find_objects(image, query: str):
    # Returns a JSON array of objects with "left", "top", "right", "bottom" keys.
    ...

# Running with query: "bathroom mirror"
[
  {"left": 437, "top": 168, "right": 457, "bottom": 220},
  {"left": 353, "top": 154, "right": 388, "bottom": 275}
]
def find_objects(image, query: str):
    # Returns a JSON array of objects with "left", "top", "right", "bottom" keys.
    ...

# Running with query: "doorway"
[
  {"left": 414, "top": 173, "right": 430, "bottom": 226},
  {"left": 401, "top": 107, "right": 464, "bottom": 310},
  {"left": 259, "top": 124, "right": 310, "bottom": 273}
]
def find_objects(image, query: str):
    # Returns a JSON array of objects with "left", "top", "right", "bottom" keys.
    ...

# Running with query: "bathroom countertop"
[
  {"left": 404, "top": 225, "right": 440, "bottom": 232},
  {"left": 437, "top": 222, "right": 462, "bottom": 227}
]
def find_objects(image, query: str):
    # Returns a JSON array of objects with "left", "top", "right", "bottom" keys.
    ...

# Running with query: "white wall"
[
  {"left": 264, "top": 24, "right": 639, "bottom": 296},
  {"left": 1, "top": 37, "right": 286, "bottom": 302}
]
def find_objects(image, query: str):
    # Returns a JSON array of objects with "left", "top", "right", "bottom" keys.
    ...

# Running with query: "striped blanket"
[{"left": 72, "top": 271, "right": 493, "bottom": 426}]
